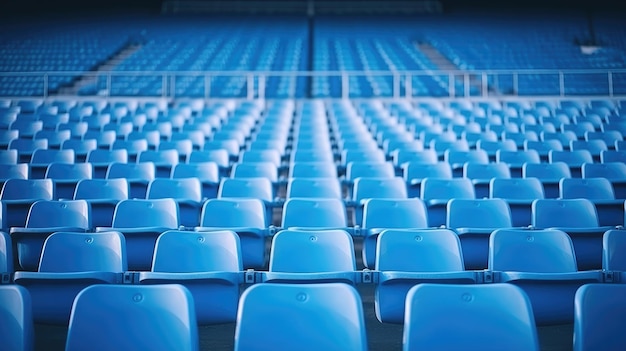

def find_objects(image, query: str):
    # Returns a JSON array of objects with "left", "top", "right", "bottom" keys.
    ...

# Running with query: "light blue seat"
[
  {"left": 403, "top": 283, "right": 539, "bottom": 351},
  {"left": 137, "top": 149, "right": 180, "bottom": 178},
  {"left": 0, "top": 285, "right": 33, "bottom": 351},
  {"left": 9, "top": 138, "right": 48, "bottom": 163},
  {"left": 106, "top": 162, "right": 155, "bottom": 199},
  {"left": 44, "top": 163, "right": 93, "bottom": 200},
  {"left": 361, "top": 198, "right": 428, "bottom": 269},
  {"left": 574, "top": 284, "right": 626, "bottom": 351},
  {"left": 288, "top": 162, "right": 338, "bottom": 178},
  {"left": 603, "top": 229, "right": 626, "bottom": 273},
  {"left": 263, "top": 229, "right": 356, "bottom": 284},
  {"left": 147, "top": 178, "right": 203, "bottom": 228},
  {"left": 61, "top": 139, "right": 97, "bottom": 163},
  {"left": 112, "top": 139, "right": 148, "bottom": 163},
  {"left": 582, "top": 162, "right": 626, "bottom": 199},
  {"left": 189, "top": 149, "right": 230, "bottom": 177},
  {"left": 289, "top": 148, "right": 335, "bottom": 163},
  {"left": 489, "top": 228, "right": 603, "bottom": 325},
  {"left": 235, "top": 283, "right": 366, "bottom": 351},
  {"left": 351, "top": 177, "right": 407, "bottom": 225},
  {"left": 29, "top": 149, "right": 75, "bottom": 179},
  {"left": 1, "top": 178, "right": 54, "bottom": 230},
  {"left": 0, "top": 231, "right": 12, "bottom": 282},
  {"left": 96, "top": 198, "right": 179, "bottom": 271},
  {"left": 281, "top": 198, "right": 348, "bottom": 230},
  {"left": 571, "top": 140, "right": 608, "bottom": 163},
  {"left": 204, "top": 139, "right": 241, "bottom": 161},
  {"left": 217, "top": 177, "right": 275, "bottom": 225},
  {"left": 231, "top": 161, "right": 278, "bottom": 183},
  {"left": 375, "top": 229, "right": 478, "bottom": 324},
  {"left": 490, "top": 177, "right": 545, "bottom": 227},
  {"left": 138, "top": 230, "right": 242, "bottom": 324},
  {"left": 34, "top": 129, "right": 71, "bottom": 149},
  {"left": 13, "top": 231, "right": 126, "bottom": 324},
  {"left": 421, "top": 177, "right": 475, "bottom": 227},
  {"left": 462, "top": 162, "right": 511, "bottom": 198},
  {"left": 86, "top": 148, "right": 128, "bottom": 179},
  {"left": 345, "top": 161, "right": 395, "bottom": 184},
  {"left": 66, "top": 284, "right": 198, "bottom": 351},
  {"left": 171, "top": 162, "right": 220, "bottom": 199},
  {"left": 196, "top": 198, "right": 268, "bottom": 269},
  {"left": 600, "top": 150, "right": 626, "bottom": 163},
  {"left": 496, "top": 149, "right": 541, "bottom": 177},
  {"left": 0, "top": 163, "right": 28, "bottom": 190},
  {"left": 286, "top": 177, "right": 342, "bottom": 200},
  {"left": 560, "top": 177, "right": 623, "bottom": 226},
  {"left": 128, "top": 131, "right": 161, "bottom": 151},
  {"left": 402, "top": 162, "right": 452, "bottom": 197},
  {"left": 524, "top": 139, "right": 563, "bottom": 162},
  {"left": 523, "top": 161, "right": 571, "bottom": 198},
  {"left": 475, "top": 139, "right": 517, "bottom": 162},
  {"left": 444, "top": 149, "right": 489, "bottom": 177},
  {"left": 238, "top": 149, "right": 282, "bottom": 169},
  {"left": 0, "top": 149, "right": 18, "bottom": 165},
  {"left": 73, "top": 178, "right": 128, "bottom": 228},
  {"left": 549, "top": 150, "right": 594, "bottom": 178},
  {"left": 447, "top": 198, "right": 512, "bottom": 270},
  {"left": 533, "top": 198, "right": 612, "bottom": 271}
]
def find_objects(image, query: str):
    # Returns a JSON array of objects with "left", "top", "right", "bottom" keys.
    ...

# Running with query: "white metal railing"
[{"left": 1, "top": 69, "right": 625, "bottom": 99}]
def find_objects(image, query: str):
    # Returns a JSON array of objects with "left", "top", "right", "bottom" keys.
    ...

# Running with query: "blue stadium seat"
[
  {"left": 288, "top": 162, "right": 338, "bottom": 178},
  {"left": 281, "top": 198, "right": 348, "bottom": 229},
  {"left": 13, "top": 231, "right": 126, "bottom": 324},
  {"left": 602, "top": 229, "right": 626, "bottom": 271},
  {"left": 496, "top": 149, "right": 541, "bottom": 178},
  {"left": 73, "top": 178, "right": 128, "bottom": 228},
  {"left": 112, "top": 139, "right": 148, "bottom": 163},
  {"left": 523, "top": 161, "right": 571, "bottom": 198},
  {"left": 462, "top": 162, "right": 511, "bottom": 198},
  {"left": 421, "top": 177, "right": 475, "bottom": 227},
  {"left": 0, "top": 163, "right": 28, "bottom": 190},
  {"left": 560, "top": 177, "right": 623, "bottom": 226},
  {"left": 29, "top": 149, "right": 75, "bottom": 179},
  {"left": 138, "top": 230, "right": 242, "bottom": 324},
  {"left": 549, "top": 149, "right": 594, "bottom": 178},
  {"left": 0, "top": 231, "right": 12, "bottom": 282},
  {"left": 44, "top": 163, "right": 92, "bottom": 200},
  {"left": 86, "top": 148, "right": 128, "bottom": 179},
  {"left": 0, "top": 149, "right": 18, "bottom": 165},
  {"left": 171, "top": 162, "right": 220, "bottom": 199},
  {"left": 375, "top": 229, "right": 477, "bottom": 324},
  {"left": 351, "top": 177, "right": 407, "bottom": 225},
  {"left": 189, "top": 149, "right": 230, "bottom": 177},
  {"left": 286, "top": 177, "right": 342, "bottom": 199},
  {"left": 444, "top": 149, "right": 488, "bottom": 177},
  {"left": 61, "top": 139, "right": 97, "bottom": 163},
  {"left": 0, "top": 285, "right": 33, "bottom": 351},
  {"left": 1, "top": 179, "right": 54, "bottom": 230},
  {"left": 402, "top": 161, "right": 452, "bottom": 198},
  {"left": 489, "top": 228, "right": 603, "bottom": 325},
  {"left": 137, "top": 149, "right": 180, "bottom": 178},
  {"left": 582, "top": 162, "right": 626, "bottom": 199},
  {"left": 65, "top": 284, "right": 198, "bottom": 351},
  {"left": 235, "top": 283, "right": 366, "bottom": 351},
  {"left": 574, "top": 284, "right": 626, "bottom": 351},
  {"left": 217, "top": 177, "right": 275, "bottom": 224},
  {"left": 9, "top": 138, "right": 48, "bottom": 163},
  {"left": 490, "top": 177, "right": 545, "bottom": 227},
  {"left": 403, "top": 283, "right": 539, "bottom": 351},
  {"left": 146, "top": 178, "right": 203, "bottom": 228},
  {"left": 106, "top": 162, "right": 155, "bottom": 199}
]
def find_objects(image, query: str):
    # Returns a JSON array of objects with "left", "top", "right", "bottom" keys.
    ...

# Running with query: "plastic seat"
[
  {"left": 345, "top": 161, "right": 395, "bottom": 182},
  {"left": 28, "top": 149, "right": 75, "bottom": 179},
  {"left": 532, "top": 198, "right": 612, "bottom": 270},
  {"left": 560, "top": 177, "right": 623, "bottom": 226},
  {"left": 189, "top": 149, "right": 230, "bottom": 176},
  {"left": 235, "top": 283, "right": 366, "bottom": 351},
  {"left": 447, "top": 198, "right": 512, "bottom": 270},
  {"left": 288, "top": 162, "right": 338, "bottom": 178},
  {"left": 95, "top": 198, "right": 179, "bottom": 271},
  {"left": 127, "top": 130, "right": 161, "bottom": 150},
  {"left": 73, "top": 178, "right": 128, "bottom": 228},
  {"left": 475, "top": 139, "right": 517, "bottom": 162},
  {"left": 196, "top": 198, "right": 267, "bottom": 269},
  {"left": 0, "top": 285, "right": 33, "bottom": 351},
  {"left": 147, "top": 178, "right": 203, "bottom": 227},
  {"left": 112, "top": 139, "right": 147, "bottom": 163},
  {"left": 496, "top": 149, "right": 541, "bottom": 177},
  {"left": 10, "top": 199, "right": 90, "bottom": 271},
  {"left": 44, "top": 163, "right": 92, "bottom": 200},
  {"left": 263, "top": 229, "right": 356, "bottom": 284},
  {"left": 137, "top": 149, "right": 179, "bottom": 178},
  {"left": 582, "top": 162, "right": 626, "bottom": 199},
  {"left": 549, "top": 150, "right": 594, "bottom": 178},
  {"left": 402, "top": 162, "right": 452, "bottom": 197},
  {"left": 9, "top": 120, "right": 43, "bottom": 138},
  {"left": 0, "top": 163, "right": 28, "bottom": 190},
  {"left": 523, "top": 161, "right": 571, "bottom": 198},
  {"left": 61, "top": 139, "right": 97, "bottom": 163},
  {"left": 65, "top": 284, "right": 198, "bottom": 351},
  {"left": 403, "top": 283, "right": 539, "bottom": 350},
  {"left": 444, "top": 149, "right": 489, "bottom": 177},
  {"left": 86, "top": 148, "right": 128, "bottom": 179},
  {"left": 34, "top": 129, "right": 71, "bottom": 149},
  {"left": 374, "top": 229, "right": 477, "bottom": 323},
  {"left": 106, "top": 162, "right": 155, "bottom": 199},
  {"left": 238, "top": 149, "right": 282, "bottom": 169},
  {"left": 0, "top": 231, "right": 12, "bottom": 281},
  {"left": 462, "top": 162, "right": 511, "bottom": 198},
  {"left": 13, "top": 231, "right": 126, "bottom": 324},
  {"left": 421, "top": 178, "right": 475, "bottom": 227},
  {"left": 138, "top": 230, "right": 242, "bottom": 324},
  {"left": 524, "top": 139, "right": 563, "bottom": 162},
  {"left": 1, "top": 179, "right": 54, "bottom": 229},
  {"left": 573, "top": 284, "right": 626, "bottom": 351},
  {"left": 204, "top": 139, "right": 241, "bottom": 160},
  {"left": 171, "top": 162, "right": 220, "bottom": 199},
  {"left": 281, "top": 198, "right": 348, "bottom": 230},
  {"left": 289, "top": 149, "right": 335, "bottom": 163},
  {"left": 603, "top": 229, "right": 626, "bottom": 272},
  {"left": 230, "top": 161, "right": 278, "bottom": 183},
  {"left": 489, "top": 228, "right": 604, "bottom": 325},
  {"left": 586, "top": 130, "right": 623, "bottom": 147},
  {"left": 570, "top": 140, "right": 608, "bottom": 162},
  {"left": 217, "top": 177, "right": 274, "bottom": 224},
  {"left": 0, "top": 149, "right": 18, "bottom": 165},
  {"left": 286, "top": 177, "right": 342, "bottom": 199},
  {"left": 351, "top": 176, "right": 407, "bottom": 226},
  {"left": 490, "top": 177, "right": 545, "bottom": 227}
]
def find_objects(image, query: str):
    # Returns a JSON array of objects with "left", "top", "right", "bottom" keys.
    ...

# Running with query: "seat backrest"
[
  {"left": 345, "top": 161, "right": 395, "bottom": 181},
  {"left": 523, "top": 161, "right": 571, "bottom": 180},
  {"left": 0, "top": 231, "right": 13, "bottom": 274},
  {"left": 270, "top": 229, "right": 355, "bottom": 272},
  {"left": 287, "top": 178, "right": 342, "bottom": 199},
  {"left": 137, "top": 149, "right": 179, "bottom": 165},
  {"left": 490, "top": 177, "right": 545, "bottom": 200},
  {"left": 0, "top": 163, "right": 28, "bottom": 180},
  {"left": 106, "top": 162, "right": 155, "bottom": 180},
  {"left": 38, "top": 231, "right": 126, "bottom": 272},
  {"left": 463, "top": 162, "right": 511, "bottom": 180},
  {"left": 200, "top": 198, "right": 266, "bottom": 228},
  {"left": 402, "top": 162, "right": 452, "bottom": 182},
  {"left": 582, "top": 162, "right": 626, "bottom": 180},
  {"left": 86, "top": 149, "right": 128, "bottom": 164},
  {"left": 549, "top": 150, "right": 594, "bottom": 166},
  {"left": 352, "top": 177, "right": 407, "bottom": 203},
  {"left": 420, "top": 178, "right": 475, "bottom": 201},
  {"left": 188, "top": 149, "right": 229, "bottom": 168},
  {"left": 230, "top": 162, "right": 278, "bottom": 182},
  {"left": 30, "top": 149, "right": 75, "bottom": 164},
  {"left": 496, "top": 149, "right": 541, "bottom": 166},
  {"left": 171, "top": 163, "right": 219, "bottom": 183},
  {"left": 146, "top": 178, "right": 202, "bottom": 202},
  {"left": 574, "top": 284, "right": 626, "bottom": 351},
  {"left": 66, "top": 284, "right": 198, "bottom": 351},
  {"left": 602, "top": 229, "right": 626, "bottom": 271},
  {"left": 560, "top": 177, "right": 615, "bottom": 200},
  {"left": 532, "top": 198, "right": 599, "bottom": 228},
  {"left": 288, "top": 162, "right": 338, "bottom": 178},
  {"left": 217, "top": 177, "right": 273, "bottom": 202},
  {"left": 25, "top": 199, "right": 90, "bottom": 229},
  {"left": 488, "top": 228, "right": 578, "bottom": 272},
  {"left": 0, "top": 179, "right": 54, "bottom": 201},
  {"left": 281, "top": 198, "right": 347, "bottom": 228},
  {"left": 444, "top": 149, "right": 489, "bottom": 166},
  {"left": 0, "top": 149, "right": 18, "bottom": 164},
  {"left": 600, "top": 150, "right": 626, "bottom": 164},
  {"left": 404, "top": 283, "right": 538, "bottom": 351},
  {"left": 151, "top": 230, "right": 241, "bottom": 272},
  {"left": 0, "top": 285, "right": 33, "bottom": 351},
  {"left": 447, "top": 198, "right": 512, "bottom": 229},
  {"left": 73, "top": 178, "right": 129, "bottom": 201},
  {"left": 235, "top": 283, "right": 366, "bottom": 351},
  {"left": 362, "top": 198, "right": 428, "bottom": 230},
  {"left": 112, "top": 198, "right": 179, "bottom": 228},
  {"left": 376, "top": 228, "right": 464, "bottom": 271},
  {"left": 45, "top": 162, "right": 93, "bottom": 180}
]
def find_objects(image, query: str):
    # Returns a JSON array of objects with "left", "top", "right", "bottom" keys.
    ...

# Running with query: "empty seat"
[
  {"left": 86, "top": 149, "right": 128, "bottom": 179},
  {"left": 0, "top": 163, "right": 28, "bottom": 190},
  {"left": 281, "top": 198, "right": 348, "bottom": 230},
  {"left": 489, "top": 228, "right": 603, "bottom": 325},
  {"left": 137, "top": 149, "right": 179, "bottom": 178},
  {"left": 217, "top": 177, "right": 274, "bottom": 225},
  {"left": 147, "top": 178, "right": 203, "bottom": 227},
  {"left": 462, "top": 162, "right": 511, "bottom": 198},
  {"left": 288, "top": 162, "right": 338, "bottom": 178},
  {"left": 523, "top": 162, "right": 571, "bottom": 198},
  {"left": 45, "top": 163, "right": 93, "bottom": 200},
  {"left": 0, "top": 231, "right": 12, "bottom": 282},
  {"left": 138, "top": 230, "right": 242, "bottom": 324},
  {"left": 13, "top": 231, "right": 126, "bottom": 324},
  {"left": 106, "top": 162, "right": 155, "bottom": 199},
  {"left": 421, "top": 178, "right": 475, "bottom": 227},
  {"left": 351, "top": 177, "right": 407, "bottom": 225},
  {"left": 444, "top": 149, "right": 489, "bottom": 177},
  {"left": 375, "top": 229, "right": 478, "bottom": 324},
  {"left": 496, "top": 149, "right": 541, "bottom": 178},
  {"left": 189, "top": 149, "right": 230, "bottom": 177},
  {"left": 73, "top": 178, "right": 128, "bottom": 228},
  {"left": 490, "top": 177, "right": 545, "bottom": 227},
  {"left": 235, "top": 283, "right": 366, "bottom": 351},
  {"left": 0, "top": 285, "right": 33, "bottom": 351},
  {"left": 404, "top": 283, "right": 538, "bottom": 350},
  {"left": 96, "top": 198, "right": 179, "bottom": 271},
  {"left": 574, "top": 284, "right": 626, "bottom": 351},
  {"left": 582, "top": 162, "right": 626, "bottom": 199},
  {"left": 61, "top": 139, "right": 97, "bottom": 163},
  {"left": 549, "top": 150, "right": 594, "bottom": 178},
  {"left": 231, "top": 161, "right": 278, "bottom": 183},
  {"left": 603, "top": 229, "right": 626, "bottom": 272},
  {"left": 171, "top": 162, "right": 220, "bottom": 199},
  {"left": 524, "top": 139, "right": 563, "bottom": 162},
  {"left": 196, "top": 198, "right": 268, "bottom": 269},
  {"left": 29, "top": 149, "right": 75, "bottom": 179},
  {"left": 286, "top": 177, "right": 342, "bottom": 199},
  {"left": 65, "top": 284, "right": 198, "bottom": 351},
  {"left": 402, "top": 162, "right": 452, "bottom": 197},
  {"left": 1, "top": 179, "right": 54, "bottom": 230},
  {"left": 560, "top": 177, "right": 623, "bottom": 226},
  {"left": 570, "top": 140, "right": 608, "bottom": 162},
  {"left": 9, "top": 138, "right": 48, "bottom": 163}
]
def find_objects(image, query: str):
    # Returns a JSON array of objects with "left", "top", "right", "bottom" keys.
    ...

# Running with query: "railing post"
[
  {"left": 247, "top": 74, "right": 254, "bottom": 100},
  {"left": 513, "top": 72, "right": 518, "bottom": 95},
  {"left": 405, "top": 73, "right": 412, "bottom": 98},
  {"left": 259, "top": 74, "right": 266, "bottom": 100},
  {"left": 162, "top": 74, "right": 168, "bottom": 99},
  {"left": 43, "top": 74, "right": 48, "bottom": 98},
  {"left": 170, "top": 74, "right": 176, "bottom": 99},
  {"left": 464, "top": 73, "right": 470, "bottom": 97},
  {"left": 559, "top": 71, "right": 565, "bottom": 97},
  {"left": 341, "top": 73, "right": 349, "bottom": 99},
  {"left": 204, "top": 74, "right": 211, "bottom": 99},
  {"left": 608, "top": 71, "right": 614, "bottom": 97},
  {"left": 393, "top": 73, "right": 400, "bottom": 98},
  {"left": 106, "top": 73, "right": 112, "bottom": 98},
  {"left": 449, "top": 73, "right": 455, "bottom": 98},
  {"left": 482, "top": 72, "right": 488, "bottom": 97}
]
